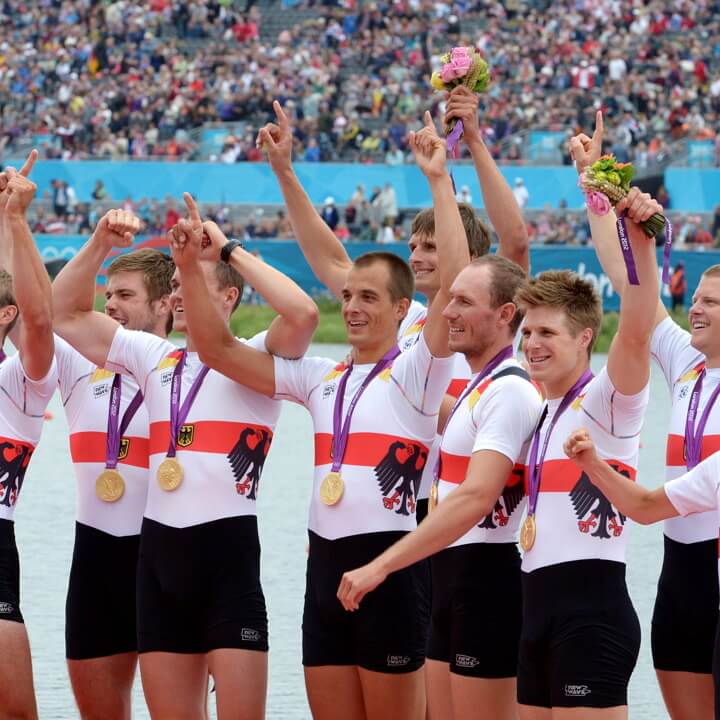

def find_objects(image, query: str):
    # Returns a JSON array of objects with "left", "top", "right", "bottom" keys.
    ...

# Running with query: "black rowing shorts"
[
  {"left": 66, "top": 522, "right": 140, "bottom": 659},
  {"left": 137, "top": 515, "right": 268, "bottom": 655},
  {"left": 652, "top": 535, "right": 719, "bottom": 674},
  {"left": 303, "top": 530, "right": 428, "bottom": 674},
  {"left": 427, "top": 542, "right": 521, "bottom": 678},
  {"left": 518, "top": 560, "right": 640, "bottom": 709},
  {"left": 0, "top": 519, "right": 22, "bottom": 624}
]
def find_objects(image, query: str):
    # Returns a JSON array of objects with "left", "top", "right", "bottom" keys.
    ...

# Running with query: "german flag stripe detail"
[
  {"left": 666, "top": 433, "right": 720, "bottom": 467},
  {"left": 439, "top": 450, "right": 525, "bottom": 487},
  {"left": 314, "top": 432, "right": 429, "bottom": 467},
  {"left": 148, "top": 421, "right": 273, "bottom": 455},
  {"left": 69, "top": 432, "right": 149, "bottom": 468},
  {"left": 523, "top": 457, "right": 636, "bottom": 493},
  {"left": 446, "top": 378, "right": 470, "bottom": 399}
]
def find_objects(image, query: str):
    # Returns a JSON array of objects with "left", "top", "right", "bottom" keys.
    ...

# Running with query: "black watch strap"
[{"left": 220, "top": 239, "right": 243, "bottom": 263}]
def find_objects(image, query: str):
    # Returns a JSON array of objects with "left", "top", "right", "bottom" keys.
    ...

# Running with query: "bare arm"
[
  {"left": 1, "top": 152, "right": 54, "bottom": 379},
  {"left": 565, "top": 429, "right": 677, "bottom": 524},
  {"left": 445, "top": 86, "right": 528, "bottom": 271},
  {"left": 203, "top": 219, "right": 318, "bottom": 358},
  {"left": 53, "top": 210, "right": 140, "bottom": 367},
  {"left": 606, "top": 189, "right": 662, "bottom": 395},
  {"left": 337, "top": 450, "right": 513, "bottom": 609},
  {"left": 257, "top": 101, "right": 352, "bottom": 299}
]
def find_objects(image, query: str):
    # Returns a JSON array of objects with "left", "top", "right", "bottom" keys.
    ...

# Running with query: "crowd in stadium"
[{"left": 0, "top": 0, "right": 718, "bottom": 165}]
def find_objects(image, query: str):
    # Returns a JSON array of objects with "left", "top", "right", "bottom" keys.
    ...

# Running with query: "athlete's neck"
[
  {"left": 544, "top": 362, "right": 591, "bottom": 400},
  {"left": 704, "top": 353, "right": 720, "bottom": 370},
  {"left": 465, "top": 335, "right": 514, "bottom": 374},
  {"left": 351, "top": 337, "right": 397, "bottom": 365},
  {"left": 184, "top": 332, "right": 196, "bottom": 353}
]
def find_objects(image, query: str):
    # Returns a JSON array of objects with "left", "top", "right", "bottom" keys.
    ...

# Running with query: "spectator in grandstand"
[
  {"left": 512, "top": 178, "right": 529, "bottom": 209},
  {"left": 320, "top": 197, "right": 339, "bottom": 231}
]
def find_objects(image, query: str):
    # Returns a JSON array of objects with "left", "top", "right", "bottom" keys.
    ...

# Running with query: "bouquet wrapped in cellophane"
[{"left": 579, "top": 155, "right": 666, "bottom": 238}]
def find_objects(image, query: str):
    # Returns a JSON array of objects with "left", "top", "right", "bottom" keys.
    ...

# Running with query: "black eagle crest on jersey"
[
  {"left": 0, "top": 442, "right": 33, "bottom": 508},
  {"left": 478, "top": 467, "right": 525, "bottom": 529},
  {"left": 228, "top": 428, "right": 272, "bottom": 500},
  {"left": 570, "top": 465, "right": 628, "bottom": 539},
  {"left": 375, "top": 440, "right": 427, "bottom": 516}
]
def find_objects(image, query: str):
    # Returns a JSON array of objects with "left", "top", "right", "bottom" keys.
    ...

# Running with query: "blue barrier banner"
[
  {"left": 528, "top": 132, "right": 565, "bottom": 163},
  {"left": 37, "top": 235, "right": 719, "bottom": 313},
  {"left": 200, "top": 129, "right": 231, "bottom": 158},
  {"left": 665, "top": 167, "right": 719, "bottom": 213},
  {"left": 687, "top": 141, "right": 715, "bottom": 168}
]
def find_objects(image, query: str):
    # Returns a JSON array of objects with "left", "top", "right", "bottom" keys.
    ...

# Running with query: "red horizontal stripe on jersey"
[
  {"left": 149, "top": 421, "right": 273, "bottom": 455},
  {"left": 666, "top": 433, "right": 720, "bottom": 467},
  {"left": 527, "top": 458, "right": 636, "bottom": 493},
  {"left": 446, "top": 378, "right": 469, "bottom": 398},
  {"left": 314, "top": 432, "right": 429, "bottom": 467},
  {"left": 440, "top": 451, "right": 526, "bottom": 487},
  {"left": 69, "top": 432, "right": 149, "bottom": 468}
]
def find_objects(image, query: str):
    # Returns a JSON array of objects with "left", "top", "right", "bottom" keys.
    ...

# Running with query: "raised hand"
[
  {"left": 200, "top": 220, "right": 230, "bottom": 263},
  {"left": 92, "top": 209, "right": 141, "bottom": 249},
  {"left": 3, "top": 149, "right": 38, "bottom": 216},
  {"left": 616, "top": 187, "right": 663, "bottom": 246},
  {"left": 408, "top": 111, "right": 447, "bottom": 179},
  {"left": 569, "top": 111, "right": 604, "bottom": 173},
  {"left": 444, "top": 85, "right": 481, "bottom": 144},
  {"left": 168, "top": 193, "right": 205, "bottom": 269},
  {"left": 256, "top": 100, "right": 293, "bottom": 173},
  {"left": 563, "top": 428, "right": 599, "bottom": 470},
  {"left": 336, "top": 561, "right": 388, "bottom": 612}
]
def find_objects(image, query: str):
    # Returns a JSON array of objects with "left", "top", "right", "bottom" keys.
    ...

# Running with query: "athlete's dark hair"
[
  {"left": 411, "top": 203, "right": 491, "bottom": 258},
  {"left": 0, "top": 269, "right": 18, "bottom": 335},
  {"left": 514, "top": 270, "right": 602, "bottom": 359},
  {"left": 472, "top": 255, "right": 526, "bottom": 334},
  {"left": 353, "top": 252, "right": 415, "bottom": 302},
  {"left": 107, "top": 249, "right": 174, "bottom": 302},
  {"left": 213, "top": 261, "right": 245, "bottom": 312}
]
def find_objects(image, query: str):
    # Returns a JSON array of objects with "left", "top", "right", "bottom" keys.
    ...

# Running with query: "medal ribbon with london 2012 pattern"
[{"left": 684, "top": 367, "right": 720, "bottom": 469}]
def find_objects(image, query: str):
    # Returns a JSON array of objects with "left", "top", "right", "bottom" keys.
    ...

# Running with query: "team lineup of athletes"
[{"left": 0, "top": 84, "right": 718, "bottom": 720}]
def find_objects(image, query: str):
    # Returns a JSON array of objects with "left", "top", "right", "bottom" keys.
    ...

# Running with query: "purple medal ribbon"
[
  {"left": 166, "top": 350, "right": 210, "bottom": 459},
  {"left": 105, "top": 374, "right": 144, "bottom": 470},
  {"left": 661, "top": 219, "right": 673, "bottom": 286},
  {"left": 526, "top": 369, "right": 594, "bottom": 517},
  {"left": 684, "top": 368, "right": 720, "bottom": 469},
  {"left": 0, "top": 348, "right": 6, "bottom": 364},
  {"left": 433, "top": 345, "right": 514, "bottom": 483},
  {"left": 330, "top": 346, "right": 401, "bottom": 472},
  {"left": 616, "top": 214, "right": 639, "bottom": 286},
  {"left": 446, "top": 119, "right": 464, "bottom": 195}
]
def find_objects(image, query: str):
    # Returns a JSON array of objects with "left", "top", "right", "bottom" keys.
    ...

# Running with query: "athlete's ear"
[
  {"left": 497, "top": 302, "right": 516, "bottom": 329},
  {"left": 225, "top": 285, "right": 240, "bottom": 311},
  {"left": 578, "top": 327, "right": 593, "bottom": 351},
  {"left": 0, "top": 303, "right": 18, "bottom": 330},
  {"left": 394, "top": 297, "right": 410, "bottom": 322}
]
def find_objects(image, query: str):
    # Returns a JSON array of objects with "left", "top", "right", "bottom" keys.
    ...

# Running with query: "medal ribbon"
[
  {"left": 0, "top": 348, "right": 6, "bottom": 364},
  {"left": 446, "top": 119, "right": 464, "bottom": 194},
  {"left": 330, "top": 346, "right": 401, "bottom": 473},
  {"left": 166, "top": 350, "right": 211, "bottom": 459},
  {"left": 432, "top": 345, "right": 514, "bottom": 485},
  {"left": 617, "top": 214, "right": 674, "bottom": 287},
  {"left": 684, "top": 368, "right": 720, "bottom": 469},
  {"left": 526, "top": 369, "right": 594, "bottom": 517},
  {"left": 105, "top": 373, "right": 144, "bottom": 470}
]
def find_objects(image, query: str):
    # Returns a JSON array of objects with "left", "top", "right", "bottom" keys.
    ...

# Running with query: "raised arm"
[
  {"left": 191, "top": 197, "right": 318, "bottom": 358},
  {"left": 257, "top": 101, "right": 352, "bottom": 299},
  {"left": 0, "top": 151, "right": 53, "bottom": 379},
  {"left": 605, "top": 188, "right": 662, "bottom": 395},
  {"left": 410, "top": 112, "right": 468, "bottom": 359},
  {"left": 564, "top": 429, "right": 677, "bottom": 524},
  {"left": 169, "top": 198, "right": 277, "bottom": 397},
  {"left": 53, "top": 210, "right": 140, "bottom": 367},
  {"left": 445, "top": 86, "right": 529, "bottom": 271},
  {"left": 569, "top": 114, "right": 668, "bottom": 330}
]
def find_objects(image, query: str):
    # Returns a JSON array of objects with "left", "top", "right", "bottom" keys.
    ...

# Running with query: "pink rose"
[
  {"left": 451, "top": 54, "right": 472, "bottom": 77},
  {"left": 585, "top": 191, "right": 611, "bottom": 216},
  {"left": 451, "top": 46, "right": 471, "bottom": 62},
  {"left": 440, "top": 62, "right": 460, "bottom": 83},
  {"left": 440, "top": 57, "right": 471, "bottom": 83}
]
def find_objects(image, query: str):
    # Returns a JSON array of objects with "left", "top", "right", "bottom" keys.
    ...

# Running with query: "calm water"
[{"left": 16, "top": 348, "right": 674, "bottom": 719}]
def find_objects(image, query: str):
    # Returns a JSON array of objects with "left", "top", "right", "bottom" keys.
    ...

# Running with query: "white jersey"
[
  {"left": 274, "top": 332, "right": 453, "bottom": 540},
  {"left": 665, "top": 453, "right": 720, "bottom": 596},
  {"left": 398, "top": 299, "right": 472, "bottom": 500},
  {"left": 55, "top": 335, "right": 149, "bottom": 537},
  {"left": 0, "top": 349, "right": 57, "bottom": 521},
  {"left": 651, "top": 317, "right": 720, "bottom": 544},
  {"left": 522, "top": 368, "right": 648, "bottom": 573},
  {"left": 437, "top": 359, "right": 542, "bottom": 547},
  {"left": 106, "top": 327, "right": 280, "bottom": 529}
]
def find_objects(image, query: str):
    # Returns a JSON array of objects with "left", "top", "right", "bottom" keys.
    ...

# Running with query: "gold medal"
[
  {"left": 428, "top": 483, "right": 438, "bottom": 513},
  {"left": 95, "top": 468, "right": 125, "bottom": 503},
  {"left": 320, "top": 471, "right": 344, "bottom": 506},
  {"left": 520, "top": 514, "right": 537, "bottom": 551},
  {"left": 157, "top": 457, "right": 184, "bottom": 491}
]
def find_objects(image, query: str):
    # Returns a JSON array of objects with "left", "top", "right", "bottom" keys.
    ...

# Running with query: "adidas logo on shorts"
[
  {"left": 386, "top": 655, "right": 410, "bottom": 667},
  {"left": 564, "top": 684, "right": 591, "bottom": 697},
  {"left": 0, "top": 602, "right": 14, "bottom": 614},
  {"left": 241, "top": 628, "right": 261, "bottom": 642},
  {"left": 455, "top": 654, "right": 480, "bottom": 668}
]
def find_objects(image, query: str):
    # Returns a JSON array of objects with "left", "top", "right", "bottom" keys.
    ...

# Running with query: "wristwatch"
[{"left": 220, "top": 238, "right": 243, "bottom": 263}]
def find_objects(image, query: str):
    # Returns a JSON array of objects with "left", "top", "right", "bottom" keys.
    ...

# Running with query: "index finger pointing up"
[
  {"left": 273, "top": 100, "right": 289, "bottom": 129},
  {"left": 592, "top": 111, "right": 604, "bottom": 144},
  {"left": 19, "top": 149, "right": 38, "bottom": 178},
  {"left": 183, "top": 192, "right": 202, "bottom": 224}
]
